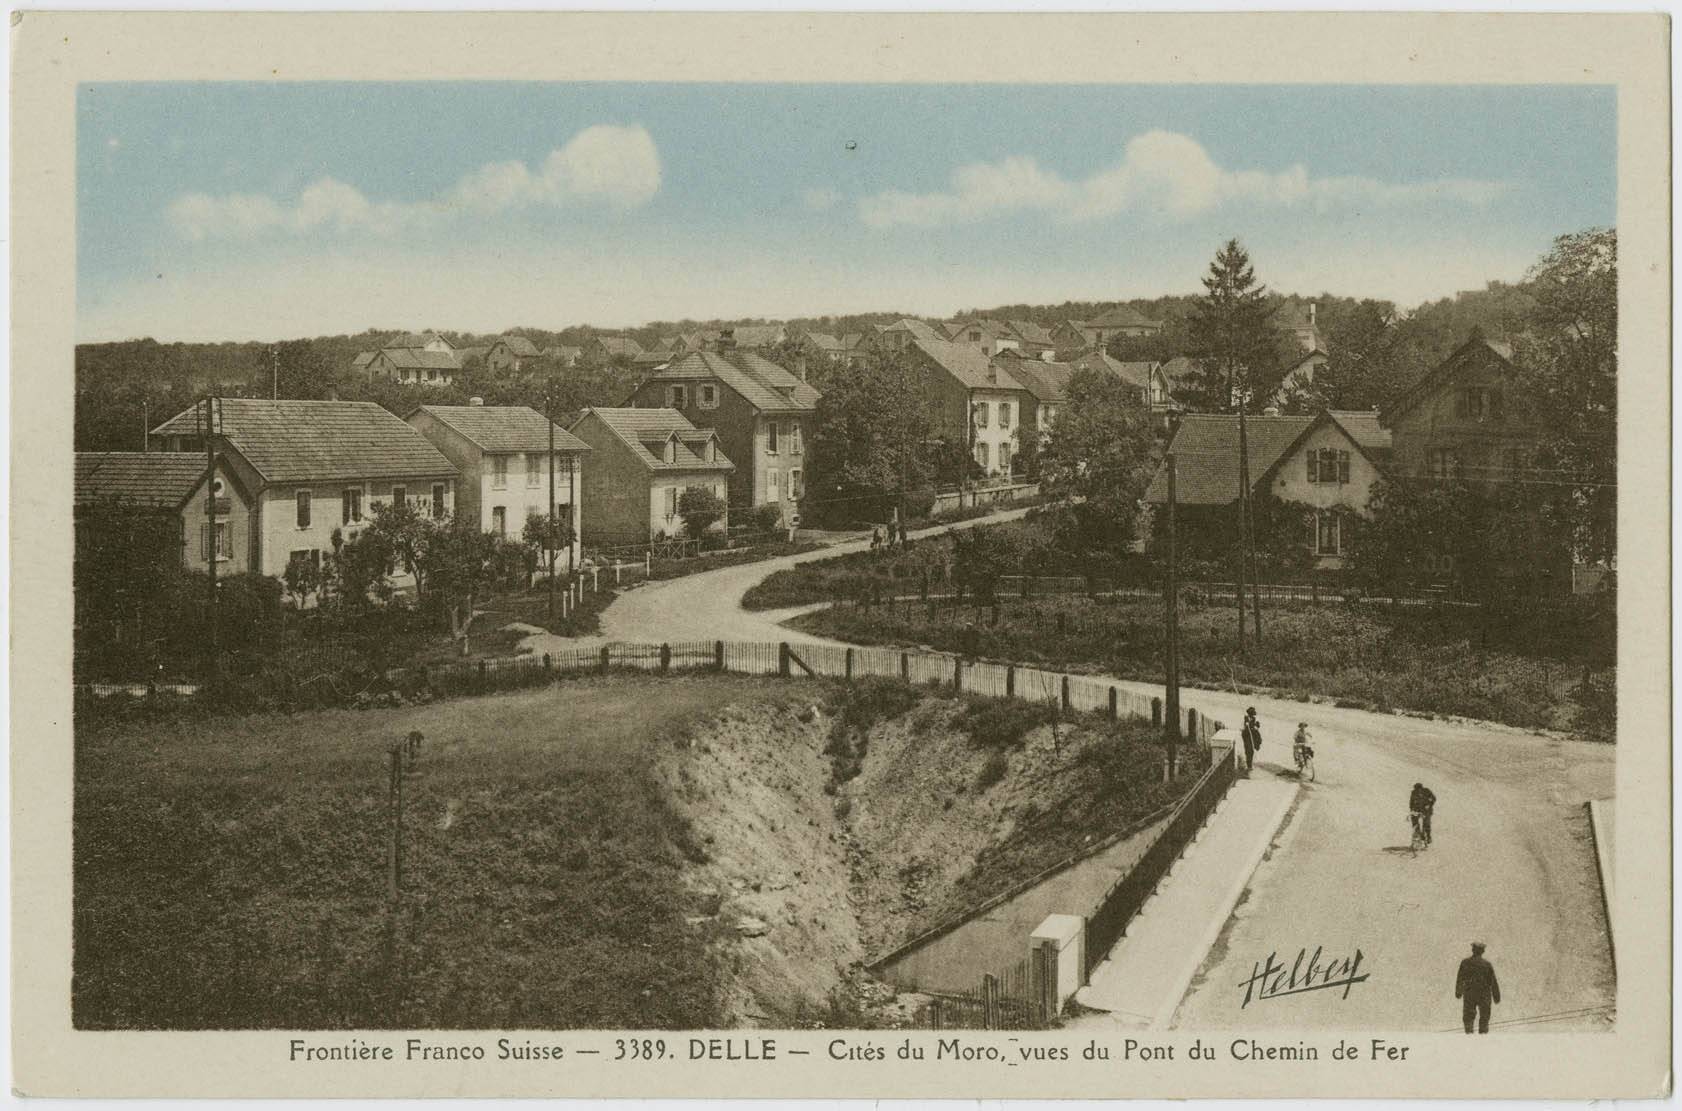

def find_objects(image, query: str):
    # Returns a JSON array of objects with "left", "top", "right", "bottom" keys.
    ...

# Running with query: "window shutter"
[
  {"left": 1306, "top": 451, "right": 1318, "bottom": 483},
  {"left": 1338, "top": 451, "right": 1350, "bottom": 484},
  {"left": 200, "top": 523, "right": 210, "bottom": 562}
]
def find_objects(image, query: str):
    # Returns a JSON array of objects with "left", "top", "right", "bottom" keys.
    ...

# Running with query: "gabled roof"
[
  {"left": 1327, "top": 409, "right": 1392, "bottom": 459},
  {"left": 951, "top": 318, "right": 1017, "bottom": 340},
  {"left": 592, "top": 335, "right": 645, "bottom": 357},
  {"left": 1001, "top": 358, "right": 1076, "bottom": 404},
  {"left": 802, "top": 331, "right": 843, "bottom": 351},
  {"left": 909, "top": 335, "right": 1028, "bottom": 393},
  {"left": 499, "top": 335, "right": 541, "bottom": 358},
  {"left": 544, "top": 345, "right": 583, "bottom": 361},
  {"left": 1087, "top": 305, "right": 1164, "bottom": 330},
  {"left": 379, "top": 347, "right": 460, "bottom": 371},
  {"left": 574, "top": 408, "right": 736, "bottom": 473},
  {"left": 1157, "top": 355, "right": 1197, "bottom": 384},
  {"left": 1144, "top": 410, "right": 1383, "bottom": 506},
  {"left": 151, "top": 399, "right": 458, "bottom": 484},
  {"left": 390, "top": 331, "right": 451, "bottom": 349},
  {"left": 75, "top": 452, "right": 211, "bottom": 510},
  {"left": 840, "top": 332, "right": 867, "bottom": 349},
  {"left": 410, "top": 405, "right": 590, "bottom": 454},
  {"left": 1067, "top": 350, "right": 1158, "bottom": 392},
  {"left": 884, "top": 318, "right": 948, "bottom": 344},
  {"left": 631, "top": 351, "right": 674, "bottom": 366},
  {"left": 643, "top": 350, "right": 821, "bottom": 413},
  {"left": 352, "top": 351, "right": 376, "bottom": 368},
  {"left": 1380, "top": 334, "right": 1516, "bottom": 425},
  {"left": 1009, "top": 319, "right": 1056, "bottom": 346}
]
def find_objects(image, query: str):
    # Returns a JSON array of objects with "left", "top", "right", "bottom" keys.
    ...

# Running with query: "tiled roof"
[
  {"left": 1327, "top": 410, "right": 1392, "bottom": 457},
  {"left": 500, "top": 335, "right": 541, "bottom": 358},
  {"left": 1088, "top": 305, "right": 1164, "bottom": 330},
  {"left": 381, "top": 347, "right": 460, "bottom": 371},
  {"left": 1158, "top": 355, "right": 1197, "bottom": 384},
  {"left": 352, "top": 351, "right": 376, "bottom": 368},
  {"left": 1143, "top": 414, "right": 1317, "bottom": 506},
  {"left": 952, "top": 318, "right": 1016, "bottom": 339},
  {"left": 885, "top": 318, "right": 947, "bottom": 344},
  {"left": 74, "top": 452, "right": 208, "bottom": 509},
  {"left": 1009, "top": 319, "right": 1056, "bottom": 346},
  {"left": 593, "top": 335, "right": 645, "bottom": 357},
  {"left": 1002, "top": 358, "right": 1076, "bottom": 404},
  {"left": 152, "top": 399, "right": 458, "bottom": 484},
  {"left": 730, "top": 324, "right": 786, "bottom": 348},
  {"left": 1380, "top": 335, "right": 1515, "bottom": 425},
  {"left": 1068, "top": 350, "right": 1156, "bottom": 391},
  {"left": 544, "top": 345, "right": 583, "bottom": 361},
  {"left": 840, "top": 332, "right": 867, "bottom": 349},
  {"left": 644, "top": 350, "right": 820, "bottom": 413},
  {"left": 574, "top": 408, "right": 736, "bottom": 473},
  {"left": 390, "top": 331, "right": 450, "bottom": 349},
  {"left": 411, "top": 405, "right": 590, "bottom": 454},
  {"left": 802, "top": 331, "right": 843, "bottom": 351},
  {"left": 631, "top": 351, "right": 674, "bottom": 366},
  {"left": 910, "top": 335, "right": 1028, "bottom": 393}
]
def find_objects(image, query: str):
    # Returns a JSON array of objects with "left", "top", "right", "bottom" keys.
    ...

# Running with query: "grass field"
[
  {"left": 790, "top": 595, "right": 1614, "bottom": 737},
  {"left": 73, "top": 674, "right": 788, "bottom": 1030}
]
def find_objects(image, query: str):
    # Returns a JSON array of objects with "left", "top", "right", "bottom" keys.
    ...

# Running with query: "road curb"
[{"left": 1151, "top": 777, "right": 1303, "bottom": 1030}]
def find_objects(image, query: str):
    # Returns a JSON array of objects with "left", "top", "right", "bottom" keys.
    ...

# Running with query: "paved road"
[{"left": 522, "top": 512, "right": 1617, "bottom": 1034}]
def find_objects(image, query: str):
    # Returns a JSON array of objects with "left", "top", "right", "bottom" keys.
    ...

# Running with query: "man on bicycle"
[
  {"left": 1292, "top": 723, "right": 1312, "bottom": 770},
  {"left": 1409, "top": 782, "right": 1437, "bottom": 844}
]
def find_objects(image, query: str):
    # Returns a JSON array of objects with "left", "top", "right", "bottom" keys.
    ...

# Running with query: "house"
[
  {"left": 405, "top": 402, "right": 590, "bottom": 565},
  {"left": 1272, "top": 300, "right": 1329, "bottom": 397},
  {"left": 948, "top": 318, "right": 1023, "bottom": 357},
  {"left": 1066, "top": 350, "right": 1175, "bottom": 416},
  {"left": 366, "top": 346, "right": 463, "bottom": 387},
  {"left": 1143, "top": 410, "right": 1390, "bottom": 569},
  {"left": 1380, "top": 334, "right": 1534, "bottom": 484},
  {"left": 1054, "top": 305, "right": 1165, "bottom": 352},
  {"left": 871, "top": 318, "right": 947, "bottom": 356},
  {"left": 351, "top": 351, "right": 376, "bottom": 375},
  {"left": 630, "top": 350, "right": 675, "bottom": 369},
  {"left": 568, "top": 407, "right": 735, "bottom": 546},
  {"left": 1008, "top": 319, "right": 1058, "bottom": 358},
  {"left": 623, "top": 348, "right": 820, "bottom": 526},
  {"left": 74, "top": 451, "right": 256, "bottom": 576},
  {"left": 995, "top": 356, "right": 1076, "bottom": 451},
  {"left": 584, "top": 334, "right": 645, "bottom": 363},
  {"left": 799, "top": 331, "right": 846, "bottom": 362},
  {"left": 390, "top": 331, "right": 455, "bottom": 354},
  {"left": 543, "top": 345, "right": 583, "bottom": 368},
  {"left": 902, "top": 334, "right": 1032, "bottom": 480},
  {"left": 484, "top": 335, "right": 542, "bottom": 374},
  {"left": 149, "top": 399, "right": 459, "bottom": 590}
]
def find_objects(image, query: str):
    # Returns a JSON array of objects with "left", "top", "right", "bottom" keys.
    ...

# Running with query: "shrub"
[
  {"left": 750, "top": 503, "right": 785, "bottom": 535},
  {"left": 954, "top": 697, "right": 1056, "bottom": 749},
  {"left": 976, "top": 750, "right": 1010, "bottom": 791}
]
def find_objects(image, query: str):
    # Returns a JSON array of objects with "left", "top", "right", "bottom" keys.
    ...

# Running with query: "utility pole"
[
  {"left": 271, "top": 346, "right": 279, "bottom": 400},
  {"left": 1243, "top": 439, "right": 1263, "bottom": 646},
  {"left": 546, "top": 375, "right": 556, "bottom": 623},
  {"left": 1233, "top": 377, "right": 1249, "bottom": 654},
  {"left": 141, "top": 398, "right": 149, "bottom": 453},
  {"left": 203, "top": 394, "right": 220, "bottom": 689},
  {"left": 1164, "top": 453, "right": 1181, "bottom": 777}
]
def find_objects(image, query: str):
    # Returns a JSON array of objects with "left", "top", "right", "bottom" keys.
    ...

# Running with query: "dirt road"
[{"left": 525, "top": 514, "right": 1616, "bottom": 1033}]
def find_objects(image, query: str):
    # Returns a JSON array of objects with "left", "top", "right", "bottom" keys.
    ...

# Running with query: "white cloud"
[
  {"left": 859, "top": 129, "right": 1508, "bottom": 228},
  {"left": 168, "top": 124, "right": 661, "bottom": 242}
]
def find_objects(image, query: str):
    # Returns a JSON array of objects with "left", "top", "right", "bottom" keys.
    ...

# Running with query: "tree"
[
  {"left": 521, "top": 509, "right": 576, "bottom": 583},
  {"left": 950, "top": 526, "right": 1014, "bottom": 605},
  {"left": 1038, "top": 367, "right": 1156, "bottom": 561},
  {"left": 1512, "top": 228, "right": 1617, "bottom": 564},
  {"left": 676, "top": 486, "right": 727, "bottom": 540},
  {"left": 1181, "top": 240, "right": 1292, "bottom": 412},
  {"left": 282, "top": 553, "right": 325, "bottom": 609},
  {"left": 427, "top": 522, "right": 525, "bottom": 653},
  {"left": 363, "top": 498, "right": 447, "bottom": 609},
  {"left": 806, "top": 352, "right": 935, "bottom": 525},
  {"left": 1311, "top": 299, "right": 1401, "bottom": 412}
]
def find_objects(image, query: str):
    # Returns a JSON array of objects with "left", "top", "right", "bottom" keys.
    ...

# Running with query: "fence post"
[
  {"left": 478, "top": 659, "right": 488, "bottom": 688},
  {"left": 983, "top": 973, "right": 1000, "bottom": 1030},
  {"left": 845, "top": 647, "right": 855, "bottom": 681},
  {"left": 1152, "top": 697, "right": 1162, "bottom": 727},
  {"left": 1187, "top": 708, "right": 1198, "bottom": 742},
  {"left": 900, "top": 651, "right": 910, "bottom": 681},
  {"left": 779, "top": 642, "right": 791, "bottom": 678},
  {"left": 715, "top": 640, "right": 726, "bottom": 672},
  {"left": 954, "top": 657, "right": 963, "bottom": 692},
  {"left": 1108, "top": 687, "right": 1119, "bottom": 721},
  {"left": 543, "top": 653, "right": 552, "bottom": 672},
  {"left": 592, "top": 568, "right": 599, "bottom": 592},
  {"left": 599, "top": 645, "right": 611, "bottom": 675},
  {"left": 614, "top": 560, "right": 621, "bottom": 586},
  {"left": 1311, "top": 574, "right": 1320, "bottom": 605},
  {"left": 645, "top": 551, "right": 651, "bottom": 575},
  {"left": 660, "top": 643, "right": 672, "bottom": 673},
  {"left": 1006, "top": 664, "right": 1016, "bottom": 698}
]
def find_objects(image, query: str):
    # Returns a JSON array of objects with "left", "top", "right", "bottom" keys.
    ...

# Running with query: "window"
[
  {"left": 968, "top": 329, "right": 981, "bottom": 342},
  {"left": 1428, "top": 448, "right": 1460, "bottom": 481},
  {"left": 1316, "top": 511, "right": 1342, "bottom": 556},
  {"left": 973, "top": 402, "right": 990, "bottom": 429},
  {"left": 288, "top": 549, "right": 321, "bottom": 573},
  {"left": 790, "top": 468, "right": 803, "bottom": 500},
  {"left": 664, "top": 486, "right": 679, "bottom": 519},
  {"left": 698, "top": 383, "right": 718, "bottom": 409},
  {"left": 976, "top": 442, "right": 991, "bottom": 470},
  {"left": 704, "top": 437, "right": 716, "bottom": 463},
  {"left": 202, "top": 521, "right": 231, "bottom": 562},
  {"left": 665, "top": 438, "right": 678, "bottom": 465},
  {"left": 766, "top": 422, "right": 780, "bottom": 454},
  {"left": 998, "top": 402, "right": 1012, "bottom": 430},
  {"left": 766, "top": 469, "right": 780, "bottom": 501},
  {"left": 527, "top": 454, "right": 542, "bottom": 487},
  {"left": 791, "top": 424, "right": 803, "bottom": 455},
  {"left": 1305, "top": 448, "right": 1350, "bottom": 484},
  {"left": 492, "top": 456, "right": 508, "bottom": 489},
  {"left": 342, "top": 487, "right": 362, "bottom": 524},
  {"left": 999, "top": 445, "right": 1012, "bottom": 475},
  {"left": 391, "top": 485, "right": 407, "bottom": 508},
  {"left": 296, "top": 490, "right": 311, "bottom": 529},
  {"left": 667, "top": 384, "right": 689, "bottom": 409},
  {"left": 492, "top": 506, "right": 507, "bottom": 536},
  {"left": 1455, "top": 387, "right": 1504, "bottom": 423},
  {"left": 431, "top": 483, "right": 446, "bottom": 519}
]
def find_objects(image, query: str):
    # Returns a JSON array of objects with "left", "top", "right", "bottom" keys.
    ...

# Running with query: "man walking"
[
  {"left": 1455, "top": 941, "right": 1501, "bottom": 1033},
  {"left": 1240, "top": 707, "right": 1261, "bottom": 772}
]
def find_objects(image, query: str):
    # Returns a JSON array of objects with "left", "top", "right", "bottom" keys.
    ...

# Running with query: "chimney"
[
  {"left": 716, "top": 328, "right": 738, "bottom": 351},
  {"left": 469, "top": 396, "right": 485, "bottom": 406}
]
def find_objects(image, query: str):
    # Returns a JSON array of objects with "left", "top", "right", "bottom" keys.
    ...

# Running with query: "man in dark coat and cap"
[{"left": 1455, "top": 941, "right": 1501, "bottom": 1033}]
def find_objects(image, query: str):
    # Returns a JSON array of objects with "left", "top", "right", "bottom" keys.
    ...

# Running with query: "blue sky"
[{"left": 77, "top": 82, "right": 1615, "bottom": 342}]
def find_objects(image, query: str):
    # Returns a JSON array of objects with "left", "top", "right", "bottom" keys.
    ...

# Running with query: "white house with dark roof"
[
  {"left": 485, "top": 335, "right": 543, "bottom": 374},
  {"left": 901, "top": 333, "right": 1031, "bottom": 479},
  {"left": 150, "top": 399, "right": 459, "bottom": 588},
  {"left": 75, "top": 451, "right": 255, "bottom": 576},
  {"left": 367, "top": 346, "right": 462, "bottom": 387},
  {"left": 406, "top": 402, "right": 590, "bottom": 564},
  {"left": 568, "top": 407, "right": 736, "bottom": 546},
  {"left": 1054, "top": 305, "right": 1165, "bottom": 352}
]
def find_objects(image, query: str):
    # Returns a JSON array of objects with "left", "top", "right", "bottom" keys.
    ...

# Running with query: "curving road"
[{"left": 520, "top": 512, "right": 1617, "bottom": 1033}]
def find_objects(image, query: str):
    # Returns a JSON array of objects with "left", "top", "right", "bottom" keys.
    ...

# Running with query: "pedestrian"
[
  {"left": 1454, "top": 942, "right": 1501, "bottom": 1034},
  {"left": 870, "top": 527, "right": 882, "bottom": 551},
  {"left": 1241, "top": 707, "right": 1261, "bottom": 772}
]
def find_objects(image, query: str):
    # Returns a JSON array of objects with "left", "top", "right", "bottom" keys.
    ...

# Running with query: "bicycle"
[
  {"left": 1409, "top": 810, "right": 1430, "bottom": 853},
  {"left": 1293, "top": 742, "right": 1315, "bottom": 782}
]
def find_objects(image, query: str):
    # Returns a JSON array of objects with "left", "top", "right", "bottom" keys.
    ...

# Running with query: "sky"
[{"left": 76, "top": 82, "right": 1615, "bottom": 343}]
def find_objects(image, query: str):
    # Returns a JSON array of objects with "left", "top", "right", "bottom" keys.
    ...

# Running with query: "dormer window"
[
  {"left": 705, "top": 438, "right": 716, "bottom": 463},
  {"left": 665, "top": 436, "right": 678, "bottom": 465}
]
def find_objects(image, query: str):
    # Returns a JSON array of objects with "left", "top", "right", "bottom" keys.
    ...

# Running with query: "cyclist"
[
  {"left": 1292, "top": 722, "right": 1312, "bottom": 771},
  {"left": 1409, "top": 782, "right": 1437, "bottom": 845}
]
